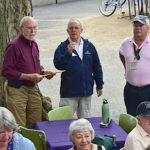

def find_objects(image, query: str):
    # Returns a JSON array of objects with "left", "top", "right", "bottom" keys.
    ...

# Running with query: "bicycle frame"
[
  {"left": 99, "top": 0, "right": 127, "bottom": 16},
  {"left": 106, "top": 0, "right": 118, "bottom": 6}
]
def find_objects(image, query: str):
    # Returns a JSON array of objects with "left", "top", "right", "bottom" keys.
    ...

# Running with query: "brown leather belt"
[
  {"left": 127, "top": 82, "right": 150, "bottom": 90},
  {"left": 22, "top": 82, "right": 35, "bottom": 87}
]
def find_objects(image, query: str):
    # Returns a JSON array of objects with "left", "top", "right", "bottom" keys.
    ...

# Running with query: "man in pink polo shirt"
[{"left": 119, "top": 15, "right": 150, "bottom": 116}]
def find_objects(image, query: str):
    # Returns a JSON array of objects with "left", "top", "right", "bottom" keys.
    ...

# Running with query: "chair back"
[
  {"left": 48, "top": 106, "right": 73, "bottom": 121},
  {"left": 119, "top": 113, "right": 138, "bottom": 134},
  {"left": 20, "top": 126, "right": 47, "bottom": 150}
]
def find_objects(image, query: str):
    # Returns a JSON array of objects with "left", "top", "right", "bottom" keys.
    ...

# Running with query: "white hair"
[
  {"left": 67, "top": 18, "right": 82, "bottom": 29},
  {"left": 19, "top": 16, "right": 38, "bottom": 27},
  {"left": 69, "top": 118, "right": 95, "bottom": 143},
  {"left": 0, "top": 107, "right": 18, "bottom": 131}
]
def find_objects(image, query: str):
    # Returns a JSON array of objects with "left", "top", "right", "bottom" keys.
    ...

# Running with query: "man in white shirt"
[{"left": 125, "top": 101, "right": 150, "bottom": 150}]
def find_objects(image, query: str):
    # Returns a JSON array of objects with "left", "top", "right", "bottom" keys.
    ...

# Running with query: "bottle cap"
[{"left": 103, "top": 99, "right": 108, "bottom": 104}]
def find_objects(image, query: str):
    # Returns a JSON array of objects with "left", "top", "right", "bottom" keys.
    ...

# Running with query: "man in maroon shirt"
[{"left": 1, "top": 16, "right": 54, "bottom": 128}]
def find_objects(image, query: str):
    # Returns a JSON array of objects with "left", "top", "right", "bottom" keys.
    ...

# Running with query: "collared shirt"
[
  {"left": 69, "top": 37, "right": 84, "bottom": 60},
  {"left": 68, "top": 143, "right": 105, "bottom": 150},
  {"left": 1, "top": 34, "right": 43, "bottom": 83},
  {"left": 119, "top": 36, "right": 150, "bottom": 87},
  {"left": 125, "top": 124, "right": 150, "bottom": 150}
]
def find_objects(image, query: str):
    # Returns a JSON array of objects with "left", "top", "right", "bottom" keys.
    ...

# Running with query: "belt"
[
  {"left": 22, "top": 82, "right": 35, "bottom": 87},
  {"left": 8, "top": 80, "right": 35, "bottom": 88},
  {"left": 127, "top": 82, "right": 150, "bottom": 90}
]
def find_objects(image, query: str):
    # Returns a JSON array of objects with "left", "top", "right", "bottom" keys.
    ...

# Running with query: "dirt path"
[{"left": 81, "top": 13, "right": 133, "bottom": 46}]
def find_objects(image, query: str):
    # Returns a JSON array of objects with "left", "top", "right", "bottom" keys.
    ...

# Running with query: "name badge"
[{"left": 130, "top": 62, "right": 138, "bottom": 70}]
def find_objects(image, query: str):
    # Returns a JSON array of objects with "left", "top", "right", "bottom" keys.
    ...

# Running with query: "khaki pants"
[
  {"left": 60, "top": 96, "right": 91, "bottom": 118},
  {"left": 6, "top": 83, "right": 42, "bottom": 128}
]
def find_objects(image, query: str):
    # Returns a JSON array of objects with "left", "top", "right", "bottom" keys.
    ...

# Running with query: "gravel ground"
[{"left": 33, "top": 0, "right": 134, "bottom": 123}]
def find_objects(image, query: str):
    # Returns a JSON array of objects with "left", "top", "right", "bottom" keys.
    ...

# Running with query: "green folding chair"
[
  {"left": 119, "top": 113, "right": 138, "bottom": 134},
  {"left": 48, "top": 106, "right": 73, "bottom": 121},
  {"left": 19, "top": 126, "right": 47, "bottom": 150}
]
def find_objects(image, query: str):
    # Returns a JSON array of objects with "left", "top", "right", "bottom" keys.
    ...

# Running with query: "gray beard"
[{"left": 23, "top": 33, "right": 36, "bottom": 41}]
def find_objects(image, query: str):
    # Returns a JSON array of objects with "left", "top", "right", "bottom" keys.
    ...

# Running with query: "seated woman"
[
  {"left": 68, "top": 118, "right": 105, "bottom": 150},
  {"left": 0, "top": 106, "right": 36, "bottom": 150}
]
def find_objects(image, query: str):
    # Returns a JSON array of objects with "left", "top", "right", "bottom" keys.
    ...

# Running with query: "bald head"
[{"left": 19, "top": 16, "right": 37, "bottom": 27}]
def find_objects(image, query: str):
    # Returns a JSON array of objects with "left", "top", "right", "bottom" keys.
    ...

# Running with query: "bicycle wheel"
[
  {"left": 99, "top": 0, "right": 117, "bottom": 16},
  {"left": 120, "top": 0, "right": 127, "bottom": 6}
]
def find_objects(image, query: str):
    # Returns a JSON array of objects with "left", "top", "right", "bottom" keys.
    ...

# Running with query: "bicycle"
[
  {"left": 99, "top": 0, "right": 127, "bottom": 16},
  {"left": 99, "top": 0, "right": 149, "bottom": 17},
  {"left": 137, "top": 0, "right": 148, "bottom": 15},
  {"left": 130, "top": 0, "right": 149, "bottom": 17}
]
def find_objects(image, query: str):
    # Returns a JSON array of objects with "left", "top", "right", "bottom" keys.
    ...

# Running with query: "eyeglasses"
[
  {"left": 23, "top": 26, "right": 38, "bottom": 31},
  {"left": 0, "top": 131, "right": 13, "bottom": 136},
  {"left": 68, "top": 26, "right": 80, "bottom": 30}
]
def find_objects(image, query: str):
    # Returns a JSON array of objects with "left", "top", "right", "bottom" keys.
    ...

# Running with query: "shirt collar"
[
  {"left": 20, "top": 34, "right": 35, "bottom": 46},
  {"left": 72, "top": 144, "right": 94, "bottom": 150},
  {"left": 137, "top": 124, "right": 149, "bottom": 137},
  {"left": 130, "top": 35, "right": 150, "bottom": 48},
  {"left": 68, "top": 37, "right": 83, "bottom": 45}
]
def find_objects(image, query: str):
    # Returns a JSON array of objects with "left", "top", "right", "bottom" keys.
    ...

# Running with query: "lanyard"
[{"left": 133, "top": 44, "right": 141, "bottom": 60}]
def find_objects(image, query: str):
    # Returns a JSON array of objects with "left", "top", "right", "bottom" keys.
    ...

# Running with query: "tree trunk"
[{"left": 0, "top": 0, "right": 32, "bottom": 106}]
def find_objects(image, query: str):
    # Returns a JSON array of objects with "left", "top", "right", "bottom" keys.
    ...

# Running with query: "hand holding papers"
[{"left": 42, "top": 70, "right": 66, "bottom": 77}]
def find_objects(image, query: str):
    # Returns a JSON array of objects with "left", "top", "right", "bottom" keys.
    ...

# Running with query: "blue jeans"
[{"left": 124, "top": 82, "right": 150, "bottom": 116}]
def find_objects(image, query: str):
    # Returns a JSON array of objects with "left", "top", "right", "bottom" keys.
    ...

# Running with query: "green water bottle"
[{"left": 102, "top": 99, "right": 110, "bottom": 124}]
